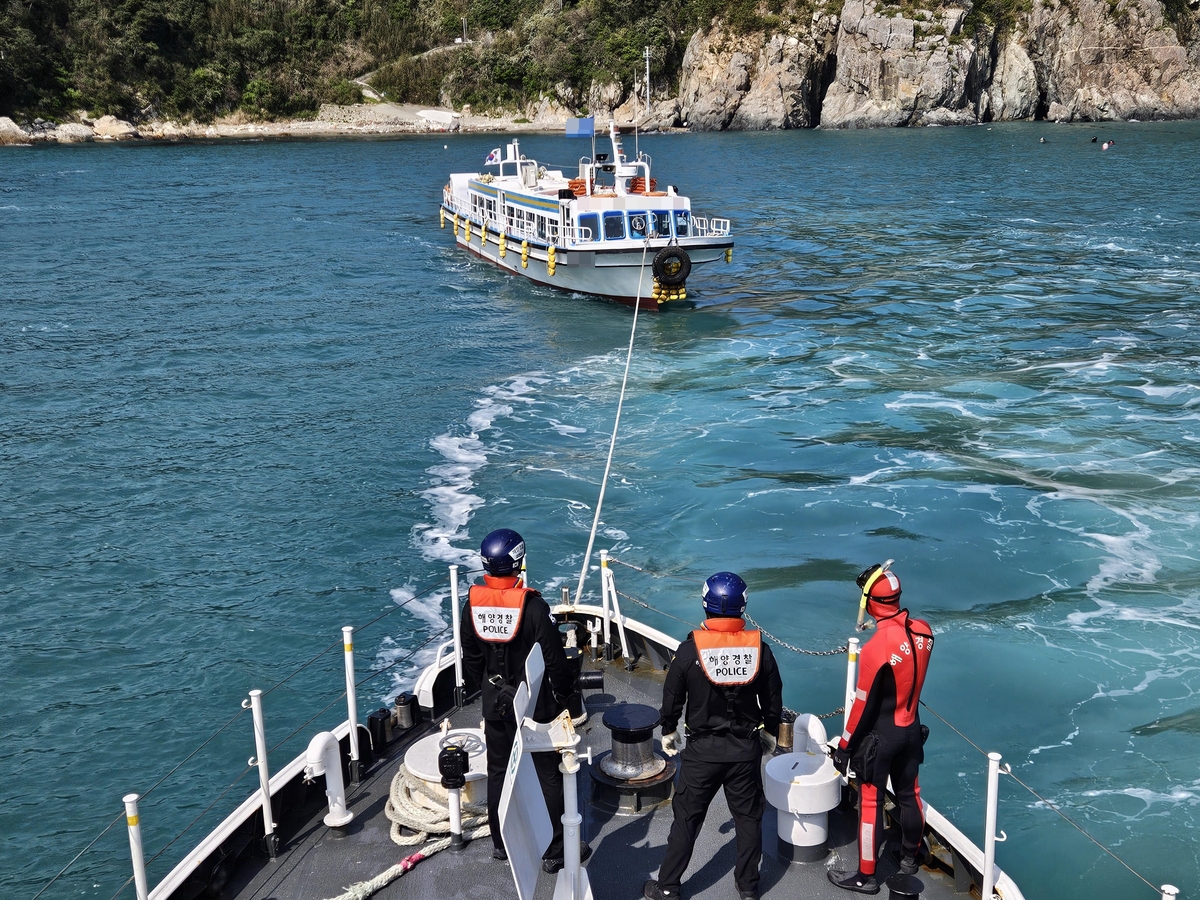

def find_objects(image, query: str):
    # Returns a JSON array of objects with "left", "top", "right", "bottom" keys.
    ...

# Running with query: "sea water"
[{"left": 3, "top": 123, "right": 1199, "bottom": 900}]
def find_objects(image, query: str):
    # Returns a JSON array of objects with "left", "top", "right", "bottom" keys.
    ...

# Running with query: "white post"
[
  {"left": 559, "top": 749, "right": 584, "bottom": 900},
  {"left": 342, "top": 626, "right": 361, "bottom": 782},
  {"left": 601, "top": 561, "right": 633, "bottom": 669},
  {"left": 843, "top": 638, "right": 860, "bottom": 731},
  {"left": 448, "top": 786, "right": 464, "bottom": 851},
  {"left": 244, "top": 689, "right": 278, "bottom": 857},
  {"left": 981, "top": 751, "right": 1002, "bottom": 900},
  {"left": 450, "top": 564, "right": 465, "bottom": 707},
  {"left": 123, "top": 794, "right": 149, "bottom": 900},
  {"left": 599, "top": 550, "right": 613, "bottom": 660},
  {"left": 1161, "top": 887, "right": 1179, "bottom": 900}
]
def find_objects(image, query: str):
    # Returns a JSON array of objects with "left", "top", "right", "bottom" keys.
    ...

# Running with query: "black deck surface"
[{"left": 225, "top": 656, "right": 963, "bottom": 900}]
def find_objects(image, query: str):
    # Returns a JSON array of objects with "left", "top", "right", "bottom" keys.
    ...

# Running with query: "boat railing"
[
  {"left": 597, "top": 553, "right": 1181, "bottom": 900},
  {"left": 32, "top": 569, "right": 463, "bottom": 900},
  {"left": 690, "top": 216, "right": 732, "bottom": 238},
  {"left": 46, "top": 557, "right": 1180, "bottom": 900},
  {"left": 554, "top": 224, "right": 593, "bottom": 245}
]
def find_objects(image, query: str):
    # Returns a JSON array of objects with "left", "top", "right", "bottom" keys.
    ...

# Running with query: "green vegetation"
[
  {"left": 961, "top": 0, "right": 1032, "bottom": 37},
  {"left": 0, "top": 0, "right": 804, "bottom": 124}
]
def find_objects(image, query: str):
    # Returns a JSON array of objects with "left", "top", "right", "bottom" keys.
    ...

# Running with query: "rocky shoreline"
[
  {"left": 4, "top": 0, "right": 1200, "bottom": 146},
  {"left": 0, "top": 102, "right": 567, "bottom": 146}
]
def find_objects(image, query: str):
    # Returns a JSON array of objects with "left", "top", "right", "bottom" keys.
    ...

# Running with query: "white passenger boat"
[{"left": 439, "top": 121, "right": 733, "bottom": 308}]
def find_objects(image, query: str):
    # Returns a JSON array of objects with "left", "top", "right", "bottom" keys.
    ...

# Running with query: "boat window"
[
  {"left": 673, "top": 210, "right": 690, "bottom": 237},
  {"left": 578, "top": 213, "right": 599, "bottom": 242},
  {"left": 603, "top": 212, "right": 625, "bottom": 240},
  {"left": 650, "top": 211, "right": 671, "bottom": 237},
  {"left": 628, "top": 212, "right": 649, "bottom": 239},
  {"left": 537, "top": 216, "right": 547, "bottom": 239}
]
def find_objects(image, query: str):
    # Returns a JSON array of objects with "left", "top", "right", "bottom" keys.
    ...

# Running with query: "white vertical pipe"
[
  {"left": 448, "top": 786, "right": 464, "bottom": 851},
  {"left": 123, "top": 793, "right": 149, "bottom": 900},
  {"left": 560, "top": 750, "right": 583, "bottom": 899},
  {"left": 843, "top": 638, "right": 860, "bottom": 732},
  {"left": 1161, "top": 886, "right": 1179, "bottom": 900},
  {"left": 599, "top": 550, "right": 613, "bottom": 658},
  {"left": 981, "top": 751, "right": 1002, "bottom": 900},
  {"left": 342, "top": 626, "right": 360, "bottom": 776},
  {"left": 450, "top": 564, "right": 465, "bottom": 703},
  {"left": 602, "top": 563, "right": 632, "bottom": 666},
  {"left": 245, "top": 690, "right": 276, "bottom": 846}
]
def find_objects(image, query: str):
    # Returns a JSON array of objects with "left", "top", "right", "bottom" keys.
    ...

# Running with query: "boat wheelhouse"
[{"left": 440, "top": 121, "right": 733, "bottom": 308}]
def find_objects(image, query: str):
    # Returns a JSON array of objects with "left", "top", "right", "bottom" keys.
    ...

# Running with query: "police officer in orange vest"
[
  {"left": 459, "top": 528, "right": 588, "bottom": 873},
  {"left": 644, "top": 572, "right": 783, "bottom": 900},
  {"left": 828, "top": 563, "right": 934, "bottom": 894}
]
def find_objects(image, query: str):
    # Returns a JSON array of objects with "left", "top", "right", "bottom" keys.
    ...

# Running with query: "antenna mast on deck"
[{"left": 643, "top": 47, "right": 651, "bottom": 116}]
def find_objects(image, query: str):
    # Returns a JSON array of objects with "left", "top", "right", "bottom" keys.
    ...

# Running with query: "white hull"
[{"left": 442, "top": 212, "right": 732, "bottom": 309}]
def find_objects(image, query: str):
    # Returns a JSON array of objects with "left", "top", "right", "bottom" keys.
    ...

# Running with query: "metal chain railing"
[{"left": 607, "top": 555, "right": 848, "bottom": 656}]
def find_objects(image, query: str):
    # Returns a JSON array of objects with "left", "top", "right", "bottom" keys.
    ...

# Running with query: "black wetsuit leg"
[{"left": 889, "top": 726, "right": 925, "bottom": 859}]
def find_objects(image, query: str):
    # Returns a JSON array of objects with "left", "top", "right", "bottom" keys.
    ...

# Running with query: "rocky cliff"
[{"left": 666, "top": 0, "right": 1200, "bottom": 128}]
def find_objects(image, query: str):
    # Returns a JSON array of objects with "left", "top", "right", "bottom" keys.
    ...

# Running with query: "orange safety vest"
[
  {"left": 468, "top": 584, "right": 529, "bottom": 643},
  {"left": 691, "top": 618, "right": 762, "bottom": 686}
]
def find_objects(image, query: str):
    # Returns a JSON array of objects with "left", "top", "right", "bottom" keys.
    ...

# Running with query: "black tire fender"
[{"left": 652, "top": 247, "right": 691, "bottom": 286}]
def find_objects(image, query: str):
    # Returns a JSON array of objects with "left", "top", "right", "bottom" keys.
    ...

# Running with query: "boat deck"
[{"left": 224, "top": 657, "right": 962, "bottom": 900}]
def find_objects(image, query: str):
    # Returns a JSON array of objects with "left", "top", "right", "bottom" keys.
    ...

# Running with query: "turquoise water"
[{"left": 3, "top": 122, "right": 1199, "bottom": 900}]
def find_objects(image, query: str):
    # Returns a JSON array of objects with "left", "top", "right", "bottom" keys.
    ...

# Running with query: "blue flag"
[{"left": 565, "top": 117, "right": 595, "bottom": 138}]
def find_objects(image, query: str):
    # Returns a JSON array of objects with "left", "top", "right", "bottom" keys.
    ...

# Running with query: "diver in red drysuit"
[{"left": 828, "top": 564, "right": 934, "bottom": 895}]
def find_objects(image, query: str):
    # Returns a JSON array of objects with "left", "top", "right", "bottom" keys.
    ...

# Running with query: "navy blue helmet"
[
  {"left": 702, "top": 572, "right": 748, "bottom": 616},
  {"left": 480, "top": 528, "right": 526, "bottom": 577}
]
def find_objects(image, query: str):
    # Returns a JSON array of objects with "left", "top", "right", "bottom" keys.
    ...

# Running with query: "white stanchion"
[
  {"left": 450, "top": 564, "right": 465, "bottom": 707},
  {"left": 843, "top": 638, "right": 860, "bottom": 732},
  {"left": 123, "top": 793, "right": 149, "bottom": 900},
  {"left": 242, "top": 689, "right": 277, "bottom": 856},
  {"left": 1161, "top": 886, "right": 1179, "bottom": 899},
  {"left": 599, "top": 550, "right": 614, "bottom": 660},
  {"left": 981, "top": 752, "right": 1003, "bottom": 900},
  {"left": 342, "top": 626, "right": 361, "bottom": 781}
]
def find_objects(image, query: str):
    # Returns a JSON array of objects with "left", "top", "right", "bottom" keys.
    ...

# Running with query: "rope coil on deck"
[
  {"left": 385, "top": 763, "right": 490, "bottom": 846},
  {"left": 317, "top": 764, "right": 492, "bottom": 900}
]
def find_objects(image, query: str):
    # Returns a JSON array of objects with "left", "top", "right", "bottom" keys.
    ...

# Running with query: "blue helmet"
[
  {"left": 480, "top": 528, "right": 526, "bottom": 577},
  {"left": 702, "top": 572, "right": 748, "bottom": 616}
]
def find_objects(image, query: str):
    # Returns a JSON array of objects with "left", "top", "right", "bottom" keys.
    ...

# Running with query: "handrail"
[{"left": 32, "top": 572, "right": 453, "bottom": 900}]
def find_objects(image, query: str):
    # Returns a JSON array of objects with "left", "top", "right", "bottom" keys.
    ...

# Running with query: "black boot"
[
  {"left": 828, "top": 869, "right": 879, "bottom": 894},
  {"left": 644, "top": 880, "right": 681, "bottom": 900}
]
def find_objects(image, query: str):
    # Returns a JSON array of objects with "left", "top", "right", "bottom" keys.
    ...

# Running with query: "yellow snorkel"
[{"left": 855, "top": 558, "right": 894, "bottom": 631}]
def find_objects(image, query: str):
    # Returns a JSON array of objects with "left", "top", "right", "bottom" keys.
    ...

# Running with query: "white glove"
[
  {"left": 661, "top": 731, "right": 681, "bottom": 756},
  {"left": 760, "top": 728, "right": 777, "bottom": 754}
]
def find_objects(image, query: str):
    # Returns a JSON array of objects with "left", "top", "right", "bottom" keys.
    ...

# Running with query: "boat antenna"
[{"left": 573, "top": 242, "right": 652, "bottom": 605}]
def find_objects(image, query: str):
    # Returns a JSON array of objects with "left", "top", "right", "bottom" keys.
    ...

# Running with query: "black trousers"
[
  {"left": 484, "top": 716, "right": 565, "bottom": 858},
  {"left": 658, "top": 753, "right": 765, "bottom": 893}
]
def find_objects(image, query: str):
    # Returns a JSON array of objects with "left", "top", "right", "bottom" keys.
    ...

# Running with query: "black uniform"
[
  {"left": 656, "top": 623, "right": 783, "bottom": 896},
  {"left": 459, "top": 575, "right": 575, "bottom": 858}
]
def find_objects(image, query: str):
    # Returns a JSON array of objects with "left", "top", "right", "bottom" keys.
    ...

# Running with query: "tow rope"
[
  {"left": 573, "top": 239, "right": 652, "bottom": 604},
  {"left": 317, "top": 764, "right": 490, "bottom": 900}
]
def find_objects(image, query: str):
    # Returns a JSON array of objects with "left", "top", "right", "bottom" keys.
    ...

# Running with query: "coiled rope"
[
  {"left": 573, "top": 241, "right": 652, "bottom": 605},
  {"left": 318, "top": 764, "right": 491, "bottom": 900}
]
